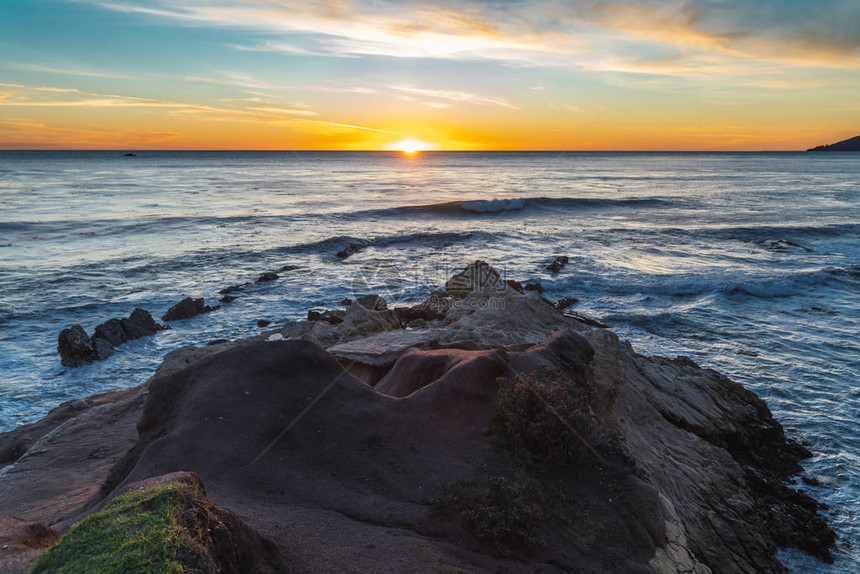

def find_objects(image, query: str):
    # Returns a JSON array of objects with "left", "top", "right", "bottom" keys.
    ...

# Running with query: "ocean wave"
[{"left": 359, "top": 196, "right": 673, "bottom": 218}]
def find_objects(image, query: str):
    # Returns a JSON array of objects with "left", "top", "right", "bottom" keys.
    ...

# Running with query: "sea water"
[{"left": 0, "top": 150, "right": 857, "bottom": 571}]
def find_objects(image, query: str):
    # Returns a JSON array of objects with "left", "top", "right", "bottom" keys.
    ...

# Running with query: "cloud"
[
  {"left": 73, "top": 0, "right": 860, "bottom": 73},
  {"left": 0, "top": 117, "right": 181, "bottom": 148},
  {"left": 390, "top": 86, "right": 519, "bottom": 109},
  {"left": 6, "top": 63, "right": 134, "bottom": 80}
]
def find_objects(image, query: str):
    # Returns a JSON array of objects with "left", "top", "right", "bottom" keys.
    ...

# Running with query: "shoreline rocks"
[
  {"left": 58, "top": 309, "right": 165, "bottom": 367},
  {"left": 161, "top": 297, "right": 218, "bottom": 322},
  {"left": 14, "top": 261, "right": 836, "bottom": 572}
]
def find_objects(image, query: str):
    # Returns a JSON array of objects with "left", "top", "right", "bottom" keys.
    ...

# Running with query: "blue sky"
[{"left": 1, "top": 0, "right": 858, "bottom": 149}]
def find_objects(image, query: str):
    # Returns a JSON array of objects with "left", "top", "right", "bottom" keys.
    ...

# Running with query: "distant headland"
[{"left": 808, "top": 135, "right": 860, "bottom": 152}]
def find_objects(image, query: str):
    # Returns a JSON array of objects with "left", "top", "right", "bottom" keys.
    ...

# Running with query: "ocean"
[{"left": 0, "top": 150, "right": 857, "bottom": 571}]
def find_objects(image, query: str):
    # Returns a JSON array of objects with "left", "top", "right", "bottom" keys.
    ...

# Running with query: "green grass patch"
[
  {"left": 432, "top": 476, "right": 541, "bottom": 553},
  {"left": 491, "top": 373, "right": 594, "bottom": 468},
  {"left": 29, "top": 484, "right": 192, "bottom": 574}
]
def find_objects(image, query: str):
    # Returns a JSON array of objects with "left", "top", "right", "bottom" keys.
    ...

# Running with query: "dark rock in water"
[
  {"left": 341, "top": 298, "right": 352, "bottom": 306},
  {"left": 256, "top": 320, "right": 271, "bottom": 328},
  {"left": 93, "top": 318, "right": 126, "bottom": 347},
  {"left": 808, "top": 135, "right": 860, "bottom": 152},
  {"left": 307, "top": 309, "right": 345, "bottom": 325},
  {"left": 445, "top": 260, "right": 505, "bottom": 298},
  {"left": 523, "top": 282, "right": 544, "bottom": 294},
  {"left": 505, "top": 279, "right": 524, "bottom": 294},
  {"left": 219, "top": 283, "right": 249, "bottom": 295},
  {"left": 122, "top": 153, "right": 136, "bottom": 157},
  {"left": 279, "top": 264, "right": 299, "bottom": 272},
  {"left": 207, "top": 339, "right": 229, "bottom": 346},
  {"left": 554, "top": 297, "right": 579, "bottom": 310},
  {"left": 257, "top": 272, "right": 279, "bottom": 283},
  {"left": 120, "top": 308, "right": 164, "bottom": 339},
  {"left": 219, "top": 295, "right": 237, "bottom": 304},
  {"left": 161, "top": 298, "right": 214, "bottom": 322},
  {"left": 355, "top": 294, "right": 387, "bottom": 311},
  {"left": 57, "top": 325, "right": 95, "bottom": 367},
  {"left": 562, "top": 309, "right": 607, "bottom": 328},
  {"left": 336, "top": 242, "right": 364, "bottom": 259},
  {"left": 91, "top": 337, "right": 115, "bottom": 361},
  {"left": 765, "top": 239, "right": 813, "bottom": 253},
  {"left": 546, "top": 255, "right": 569, "bottom": 273},
  {"left": 59, "top": 309, "right": 164, "bottom": 367}
]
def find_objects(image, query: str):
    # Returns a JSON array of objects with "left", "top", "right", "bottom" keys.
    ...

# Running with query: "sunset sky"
[{"left": 1, "top": 0, "right": 859, "bottom": 150}]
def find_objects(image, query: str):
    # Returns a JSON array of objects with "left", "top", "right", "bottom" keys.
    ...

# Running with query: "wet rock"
[
  {"left": 546, "top": 255, "right": 569, "bottom": 273},
  {"left": 445, "top": 260, "right": 506, "bottom": 299},
  {"left": 256, "top": 320, "right": 272, "bottom": 328},
  {"left": 219, "top": 295, "right": 237, "bottom": 304},
  {"left": 161, "top": 298, "right": 215, "bottom": 322},
  {"left": 91, "top": 337, "right": 116, "bottom": 361},
  {"left": 765, "top": 239, "right": 813, "bottom": 253},
  {"left": 256, "top": 272, "right": 279, "bottom": 283},
  {"left": 554, "top": 297, "right": 579, "bottom": 310},
  {"left": 58, "top": 325, "right": 95, "bottom": 367},
  {"left": 307, "top": 309, "right": 345, "bottom": 325},
  {"left": 279, "top": 265, "right": 299, "bottom": 272},
  {"left": 218, "top": 283, "right": 249, "bottom": 295},
  {"left": 523, "top": 282, "right": 544, "bottom": 294},
  {"left": 505, "top": 279, "right": 524, "bottom": 294},
  {"left": 120, "top": 308, "right": 164, "bottom": 339},
  {"left": 562, "top": 309, "right": 607, "bottom": 328},
  {"left": 207, "top": 339, "right": 229, "bottom": 346},
  {"left": 93, "top": 318, "right": 126, "bottom": 347},
  {"left": 336, "top": 242, "right": 365, "bottom": 259},
  {"left": 341, "top": 298, "right": 352, "bottom": 306},
  {"left": 355, "top": 294, "right": 388, "bottom": 311}
]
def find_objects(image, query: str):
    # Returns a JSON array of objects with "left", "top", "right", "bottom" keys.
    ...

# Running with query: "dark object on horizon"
[
  {"left": 307, "top": 308, "right": 345, "bottom": 325},
  {"left": 219, "top": 283, "right": 249, "bottom": 295},
  {"left": 161, "top": 297, "right": 216, "bottom": 322},
  {"left": 807, "top": 135, "right": 860, "bottom": 152},
  {"left": 546, "top": 255, "right": 569, "bottom": 273},
  {"left": 58, "top": 309, "right": 164, "bottom": 367},
  {"left": 219, "top": 295, "right": 238, "bottom": 304},
  {"left": 336, "top": 243, "right": 365, "bottom": 259},
  {"left": 256, "top": 272, "right": 279, "bottom": 283},
  {"left": 122, "top": 153, "right": 136, "bottom": 157},
  {"left": 554, "top": 297, "right": 579, "bottom": 310},
  {"left": 256, "top": 320, "right": 271, "bottom": 328},
  {"left": 523, "top": 282, "right": 544, "bottom": 294}
]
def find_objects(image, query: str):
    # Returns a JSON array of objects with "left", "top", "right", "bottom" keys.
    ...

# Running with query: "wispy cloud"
[
  {"left": 6, "top": 63, "right": 135, "bottom": 80},
  {"left": 391, "top": 85, "right": 519, "bottom": 109},
  {"left": 74, "top": 0, "right": 860, "bottom": 73}
]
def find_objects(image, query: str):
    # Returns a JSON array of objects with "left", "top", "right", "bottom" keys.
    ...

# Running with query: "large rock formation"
[
  {"left": 57, "top": 308, "right": 164, "bottom": 367},
  {"left": 808, "top": 135, "right": 860, "bottom": 151},
  {"left": 2, "top": 261, "right": 834, "bottom": 573}
]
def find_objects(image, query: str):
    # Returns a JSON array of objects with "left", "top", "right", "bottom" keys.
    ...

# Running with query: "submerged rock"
[
  {"left": 553, "top": 296, "right": 579, "bottom": 310},
  {"left": 256, "top": 272, "right": 279, "bottom": 283},
  {"left": 546, "top": 255, "right": 569, "bottom": 273},
  {"left": 161, "top": 298, "right": 215, "bottom": 322},
  {"left": 336, "top": 242, "right": 364, "bottom": 259}
]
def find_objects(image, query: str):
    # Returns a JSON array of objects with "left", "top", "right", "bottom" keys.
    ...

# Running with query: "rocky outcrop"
[
  {"left": 4, "top": 261, "right": 834, "bottom": 573},
  {"left": 808, "top": 135, "right": 860, "bottom": 151},
  {"left": 336, "top": 242, "right": 365, "bottom": 259},
  {"left": 57, "top": 309, "right": 164, "bottom": 367},
  {"left": 161, "top": 297, "right": 217, "bottom": 322}
]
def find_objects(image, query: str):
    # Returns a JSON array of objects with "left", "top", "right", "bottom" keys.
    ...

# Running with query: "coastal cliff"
[
  {"left": 808, "top": 135, "right": 860, "bottom": 151},
  {"left": 0, "top": 262, "right": 834, "bottom": 573}
]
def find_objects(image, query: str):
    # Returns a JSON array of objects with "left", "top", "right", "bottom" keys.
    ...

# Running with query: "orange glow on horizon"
[{"left": 384, "top": 139, "right": 437, "bottom": 154}]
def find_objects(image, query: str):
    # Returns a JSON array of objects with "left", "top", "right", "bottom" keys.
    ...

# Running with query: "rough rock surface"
[
  {"left": 2, "top": 261, "right": 834, "bottom": 573},
  {"left": 162, "top": 297, "right": 216, "bottom": 322},
  {"left": 57, "top": 325, "right": 96, "bottom": 367}
]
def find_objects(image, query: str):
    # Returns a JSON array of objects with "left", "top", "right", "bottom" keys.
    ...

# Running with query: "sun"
[{"left": 385, "top": 138, "right": 436, "bottom": 155}]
